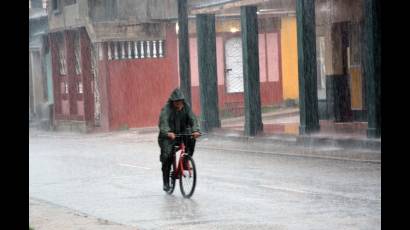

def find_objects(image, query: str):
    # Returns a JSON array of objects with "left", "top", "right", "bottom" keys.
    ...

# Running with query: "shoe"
[{"left": 163, "top": 177, "right": 170, "bottom": 192}]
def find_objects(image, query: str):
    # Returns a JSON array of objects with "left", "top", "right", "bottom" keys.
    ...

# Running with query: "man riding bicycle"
[{"left": 158, "top": 88, "right": 201, "bottom": 192}]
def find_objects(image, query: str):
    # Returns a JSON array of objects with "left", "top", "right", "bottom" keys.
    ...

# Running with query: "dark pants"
[{"left": 160, "top": 137, "right": 196, "bottom": 186}]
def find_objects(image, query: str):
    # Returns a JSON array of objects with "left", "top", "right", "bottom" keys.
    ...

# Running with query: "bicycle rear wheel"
[{"left": 179, "top": 155, "right": 196, "bottom": 198}]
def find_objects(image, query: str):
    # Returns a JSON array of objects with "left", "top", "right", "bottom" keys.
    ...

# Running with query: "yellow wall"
[
  {"left": 280, "top": 17, "right": 299, "bottom": 100},
  {"left": 349, "top": 66, "right": 363, "bottom": 109}
]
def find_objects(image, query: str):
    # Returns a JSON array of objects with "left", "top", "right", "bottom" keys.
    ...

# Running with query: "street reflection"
[{"left": 160, "top": 194, "right": 201, "bottom": 221}]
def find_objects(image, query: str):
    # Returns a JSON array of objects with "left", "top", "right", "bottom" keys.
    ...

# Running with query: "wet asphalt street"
[{"left": 29, "top": 131, "right": 380, "bottom": 230}]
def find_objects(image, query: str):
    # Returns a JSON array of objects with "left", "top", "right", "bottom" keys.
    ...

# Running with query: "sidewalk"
[
  {"left": 29, "top": 107, "right": 380, "bottom": 162},
  {"left": 221, "top": 107, "right": 300, "bottom": 126},
  {"left": 215, "top": 107, "right": 381, "bottom": 152}
]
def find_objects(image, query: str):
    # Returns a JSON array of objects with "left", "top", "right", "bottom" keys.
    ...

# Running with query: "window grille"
[{"left": 74, "top": 32, "right": 82, "bottom": 75}]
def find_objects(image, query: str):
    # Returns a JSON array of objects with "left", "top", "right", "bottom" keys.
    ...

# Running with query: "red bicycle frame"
[{"left": 173, "top": 141, "right": 192, "bottom": 178}]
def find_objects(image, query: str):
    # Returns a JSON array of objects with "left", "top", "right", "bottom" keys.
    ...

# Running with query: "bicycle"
[{"left": 165, "top": 134, "right": 198, "bottom": 198}]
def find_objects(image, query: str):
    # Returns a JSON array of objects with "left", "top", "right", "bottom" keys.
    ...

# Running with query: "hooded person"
[{"left": 158, "top": 88, "right": 201, "bottom": 191}]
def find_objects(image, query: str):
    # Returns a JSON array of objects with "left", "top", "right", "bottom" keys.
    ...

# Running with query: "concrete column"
[
  {"left": 29, "top": 52, "right": 35, "bottom": 117},
  {"left": 241, "top": 6, "right": 263, "bottom": 136},
  {"left": 80, "top": 28, "right": 94, "bottom": 127},
  {"left": 363, "top": 0, "right": 381, "bottom": 138},
  {"left": 196, "top": 14, "right": 221, "bottom": 132},
  {"left": 30, "top": 50, "right": 45, "bottom": 118},
  {"left": 98, "top": 43, "right": 112, "bottom": 131},
  {"left": 177, "top": 0, "right": 192, "bottom": 105},
  {"left": 49, "top": 33, "right": 62, "bottom": 116},
  {"left": 296, "top": 0, "right": 320, "bottom": 134}
]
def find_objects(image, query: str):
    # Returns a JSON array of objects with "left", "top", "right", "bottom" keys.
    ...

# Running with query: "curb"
[
  {"left": 208, "top": 128, "right": 380, "bottom": 151},
  {"left": 297, "top": 135, "right": 381, "bottom": 151},
  {"left": 262, "top": 110, "right": 300, "bottom": 120},
  {"left": 203, "top": 131, "right": 380, "bottom": 162},
  {"left": 197, "top": 145, "right": 380, "bottom": 163}
]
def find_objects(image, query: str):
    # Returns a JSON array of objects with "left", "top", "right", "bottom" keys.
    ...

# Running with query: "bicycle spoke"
[{"left": 180, "top": 156, "right": 196, "bottom": 198}]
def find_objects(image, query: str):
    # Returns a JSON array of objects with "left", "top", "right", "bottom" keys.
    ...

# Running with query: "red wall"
[{"left": 104, "top": 23, "right": 179, "bottom": 130}]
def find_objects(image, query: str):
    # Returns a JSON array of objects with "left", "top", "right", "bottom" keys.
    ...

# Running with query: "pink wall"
[
  {"left": 267, "top": 33, "right": 280, "bottom": 82},
  {"left": 259, "top": 34, "right": 267, "bottom": 82},
  {"left": 189, "top": 37, "right": 199, "bottom": 87},
  {"left": 189, "top": 31, "right": 283, "bottom": 116}
]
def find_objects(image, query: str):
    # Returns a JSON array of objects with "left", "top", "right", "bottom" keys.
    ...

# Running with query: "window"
[
  {"left": 52, "top": 0, "right": 59, "bottom": 11},
  {"left": 78, "top": 81, "right": 83, "bottom": 94},
  {"left": 316, "top": 36, "right": 326, "bottom": 95},
  {"left": 74, "top": 32, "right": 82, "bottom": 75},
  {"left": 56, "top": 34, "right": 67, "bottom": 75},
  {"left": 61, "top": 82, "right": 68, "bottom": 94},
  {"left": 97, "top": 43, "right": 103, "bottom": 61},
  {"left": 58, "top": 48, "right": 67, "bottom": 75},
  {"left": 30, "top": 0, "right": 47, "bottom": 9},
  {"left": 64, "top": 0, "right": 76, "bottom": 5},
  {"left": 105, "top": 0, "right": 117, "bottom": 20},
  {"left": 43, "top": 0, "right": 48, "bottom": 9}
]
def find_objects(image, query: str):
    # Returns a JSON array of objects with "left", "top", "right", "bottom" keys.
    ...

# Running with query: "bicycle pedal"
[{"left": 172, "top": 173, "right": 180, "bottom": 179}]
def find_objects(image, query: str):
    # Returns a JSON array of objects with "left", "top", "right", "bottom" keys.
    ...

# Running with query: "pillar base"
[
  {"left": 367, "top": 127, "right": 381, "bottom": 138},
  {"left": 299, "top": 124, "right": 320, "bottom": 135}
]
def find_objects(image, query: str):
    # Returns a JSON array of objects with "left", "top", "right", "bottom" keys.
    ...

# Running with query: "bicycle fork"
[{"left": 175, "top": 143, "right": 193, "bottom": 178}]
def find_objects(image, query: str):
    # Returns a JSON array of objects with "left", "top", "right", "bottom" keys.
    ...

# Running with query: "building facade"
[
  {"left": 29, "top": 0, "right": 53, "bottom": 129},
  {"left": 44, "top": 0, "right": 380, "bottom": 138},
  {"left": 187, "top": 16, "right": 286, "bottom": 117},
  {"left": 187, "top": 0, "right": 380, "bottom": 137},
  {"left": 47, "top": 0, "right": 180, "bottom": 131}
]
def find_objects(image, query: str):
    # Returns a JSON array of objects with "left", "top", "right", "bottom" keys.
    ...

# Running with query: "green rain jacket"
[{"left": 158, "top": 88, "right": 200, "bottom": 162}]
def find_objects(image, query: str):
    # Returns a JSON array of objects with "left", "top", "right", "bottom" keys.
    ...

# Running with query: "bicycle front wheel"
[{"left": 179, "top": 155, "right": 197, "bottom": 198}]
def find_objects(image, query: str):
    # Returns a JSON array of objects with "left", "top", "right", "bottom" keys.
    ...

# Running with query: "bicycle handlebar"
[{"left": 174, "top": 133, "right": 207, "bottom": 137}]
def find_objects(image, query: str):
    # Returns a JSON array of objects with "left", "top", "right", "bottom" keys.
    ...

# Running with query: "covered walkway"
[{"left": 215, "top": 107, "right": 379, "bottom": 150}]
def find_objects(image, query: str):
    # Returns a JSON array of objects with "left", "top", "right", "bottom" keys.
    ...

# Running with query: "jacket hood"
[{"left": 168, "top": 88, "right": 185, "bottom": 102}]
